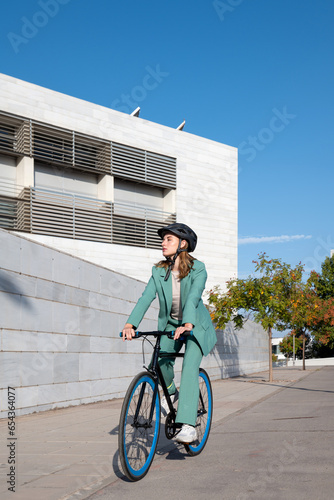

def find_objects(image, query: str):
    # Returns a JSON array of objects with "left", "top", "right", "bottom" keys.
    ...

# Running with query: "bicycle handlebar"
[{"left": 119, "top": 330, "right": 193, "bottom": 340}]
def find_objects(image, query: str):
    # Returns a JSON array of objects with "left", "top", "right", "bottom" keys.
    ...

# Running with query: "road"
[{"left": 87, "top": 367, "right": 334, "bottom": 500}]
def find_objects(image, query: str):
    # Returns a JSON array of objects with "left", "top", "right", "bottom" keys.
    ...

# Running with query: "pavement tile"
[{"left": 0, "top": 367, "right": 318, "bottom": 500}]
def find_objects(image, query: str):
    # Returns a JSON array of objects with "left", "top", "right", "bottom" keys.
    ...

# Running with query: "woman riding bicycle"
[{"left": 122, "top": 223, "right": 217, "bottom": 444}]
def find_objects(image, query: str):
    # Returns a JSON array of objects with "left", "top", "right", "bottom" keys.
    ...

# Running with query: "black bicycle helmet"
[
  {"left": 157, "top": 223, "right": 197, "bottom": 252},
  {"left": 157, "top": 223, "right": 197, "bottom": 281}
]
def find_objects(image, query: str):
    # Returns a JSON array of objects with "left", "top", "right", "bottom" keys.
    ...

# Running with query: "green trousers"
[{"left": 158, "top": 334, "right": 203, "bottom": 427}]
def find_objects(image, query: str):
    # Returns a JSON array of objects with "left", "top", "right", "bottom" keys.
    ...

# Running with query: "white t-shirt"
[{"left": 170, "top": 270, "right": 182, "bottom": 321}]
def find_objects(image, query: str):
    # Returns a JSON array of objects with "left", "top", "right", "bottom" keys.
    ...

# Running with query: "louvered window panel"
[
  {"left": 0, "top": 112, "right": 176, "bottom": 190},
  {"left": 112, "top": 142, "right": 176, "bottom": 189},
  {"left": 113, "top": 215, "right": 146, "bottom": 247},
  {"left": 0, "top": 117, "right": 16, "bottom": 154},
  {"left": 31, "top": 124, "right": 112, "bottom": 174},
  {"left": 0, "top": 197, "right": 17, "bottom": 229},
  {"left": 146, "top": 151, "right": 176, "bottom": 188},
  {"left": 16, "top": 121, "right": 31, "bottom": 156},
  {"left": 112, "top": 142, "right": 146, "bottom": 182},
  {"left": 15, "top": 187, "right": 112, "bottom": 242},
  {"left": 32, "top": 123, "right": 73, "bottom": 166},
  {"left": 0, "top": 181, "right": 22, "bottom": 229},
  {"left": 73, "top": 197, "right": 111, "bottom": 242},
  {"left": 112, "top": 202, "right": 176, "bottom": 249},
  {"left": 0, "top": 180, "right": 176, "bottom": 248},
  {"left": 31, "top": 189, "right": 74, "bottom": 238},
  {"left": 74, "top": 134, "right": 111, "bottom": 174},
  {"left": 0, "top": 114, "right": 30, "bottom": 156},
  {"left": 16, "top": 188, "right": 31, "bottom": 232}
]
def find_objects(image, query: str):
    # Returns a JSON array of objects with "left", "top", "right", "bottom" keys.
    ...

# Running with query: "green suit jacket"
[{"left": 127, "top": 260, "right": 217, "bottom": 356}]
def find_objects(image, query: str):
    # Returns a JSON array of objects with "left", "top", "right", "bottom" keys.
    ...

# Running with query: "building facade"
[
  {"left": 0, "top": 73, "right": 238, "bottom": 290},
  {"left": 272, "top": 337, "right": 285, "bottom": 361}
]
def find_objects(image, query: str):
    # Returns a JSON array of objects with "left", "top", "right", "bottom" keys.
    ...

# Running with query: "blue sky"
[{"left": 1, "top": 0, "right": 333, "bottom": 279}]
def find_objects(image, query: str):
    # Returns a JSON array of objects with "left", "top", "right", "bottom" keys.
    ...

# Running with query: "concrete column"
[
  {"left": 163, "top": 188, "right": 175, "bottom": 213},
  {"left": 16, "top": 156, "right": 34, "bottom": 187},
  {"left": 98, "top": 174, "right": 114, "bottom": 202}
]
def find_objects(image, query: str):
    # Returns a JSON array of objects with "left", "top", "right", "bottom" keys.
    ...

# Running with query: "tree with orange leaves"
[
  {"left": 209, "top": 254, "right": 334, "bottom": 379},
  {"left": 308, "top": 256, "right": 334, "bottom": 351},
  {"left": 279, "top": 332, "right": 305, "bottom": 361},
  {"left": 208, "top": 253, "right": 304, "bottom": 382},
  {"left": 283, "top": 279, "right": 320, "bottom": 369},
  {"left": 268, "top": 261, "right": 334, "bottom": 368}
]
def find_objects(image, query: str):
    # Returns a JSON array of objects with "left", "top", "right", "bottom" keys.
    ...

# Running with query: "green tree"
[
  {"left": 279, "top": 331, "right": 310, "bottom": 361},
  {"left": 208, "top": 253, "right": 304, "bottom": 382},
  {"left": 316, "top": 255, "right": 334, "bottom": 299},
  {"left": 309, "top": 293, "right": 334, "bottom": 350},
  {"left": 310, "top": 339, "right": 334, "bottom": 358},
  {"left": 281, "top": 270, "right": 334, "bottom": 364},
  {"left": 308, "top": 257, "right": 334, "bottom": 352},
  {"left": 283, "top": 280, "right": 318, "bottom": 369}
]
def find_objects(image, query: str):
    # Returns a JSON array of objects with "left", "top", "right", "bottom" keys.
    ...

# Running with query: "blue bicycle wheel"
[
  {"left": 119, "top": 372, "right": 160, "bottom": 481},
  {"left": 184, "top": 368, "right": 213, "bottom": 456}
]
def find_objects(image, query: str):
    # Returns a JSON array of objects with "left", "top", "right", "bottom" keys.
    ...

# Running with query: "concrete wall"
[
  {"left": 0, "top": 73, "right": 238, "bottom": 290},
  {"left": 0, "top": 229, "right": 268, "bottom": 418},
  {"left": 276, "top": 358, "right": 334, "bottom": 367}
]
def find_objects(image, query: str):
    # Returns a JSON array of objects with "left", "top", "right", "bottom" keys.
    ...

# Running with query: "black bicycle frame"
[
  {"left": 127, "top": 331, "right": 188, "bottom": 427},
  {"left": 146, "top": 333, "right": 184, "bottom": 423}
]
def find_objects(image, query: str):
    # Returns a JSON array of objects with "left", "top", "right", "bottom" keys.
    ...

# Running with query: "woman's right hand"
[{"left": 122, "top": 323, "right": 136, "bottom": 341}]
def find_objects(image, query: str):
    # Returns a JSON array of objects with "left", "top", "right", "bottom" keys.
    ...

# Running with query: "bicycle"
[{"left": 118, "top": 330, "right": 213, "bottom": 481}]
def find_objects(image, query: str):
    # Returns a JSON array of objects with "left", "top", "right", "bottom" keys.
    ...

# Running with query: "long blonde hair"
[{"left": 156, "top": 250, "right": 196, "bottom": 280}]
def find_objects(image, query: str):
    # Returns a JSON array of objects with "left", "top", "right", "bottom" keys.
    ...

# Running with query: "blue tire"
[
  {"left": 184, "top": 368, "right": 213, "bottom": 456},
  {"left": 118, "top": 372, "right": 160, "bottom": 481}
]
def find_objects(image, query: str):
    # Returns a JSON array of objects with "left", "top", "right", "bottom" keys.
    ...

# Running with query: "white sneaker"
[
  {"left": 175, "top": 424, "right": 197, "bottom": 444},
  {"left": 160, "top": 389, "right": 179, "bottom": 417}
]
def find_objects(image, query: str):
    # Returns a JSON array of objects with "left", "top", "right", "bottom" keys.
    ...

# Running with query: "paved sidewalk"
[{"left": 0, "top": 367, "right": 319, "bottom": 500}]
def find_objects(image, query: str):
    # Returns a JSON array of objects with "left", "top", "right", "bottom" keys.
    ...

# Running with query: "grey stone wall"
[{"left": 0, "top": 228, "right": 268, "bottom": 417}]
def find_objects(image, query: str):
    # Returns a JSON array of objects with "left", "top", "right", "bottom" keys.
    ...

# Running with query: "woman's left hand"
[{"left": 173, "top": 323, "right": 193, "bottom": 340}]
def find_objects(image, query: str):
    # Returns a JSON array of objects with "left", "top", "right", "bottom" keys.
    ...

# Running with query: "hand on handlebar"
[
  {"left": 122, "top": 324, "right": 136, "bottom": 341},
  {"left": 173, "top": 323, "right": 194, "bottom": 340}
]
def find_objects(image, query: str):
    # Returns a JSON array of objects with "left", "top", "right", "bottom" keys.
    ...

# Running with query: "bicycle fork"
[
  {"left": 132, "top": 380, "right": 156, "bottom": 429},
  {"left": 133, "top": 336, "right": 162, "bottom": 429}
]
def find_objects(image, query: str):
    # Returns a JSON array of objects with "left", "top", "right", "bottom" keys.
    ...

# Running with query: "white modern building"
[
  {"left": 0, "top": 73, "right": 238, "bottom": 290},
  {"left": 0, "top": 76, "right": 271, "bottom": 419},
  {"left": 272, "top": 337, "right": 285, "bottom": 361}
]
